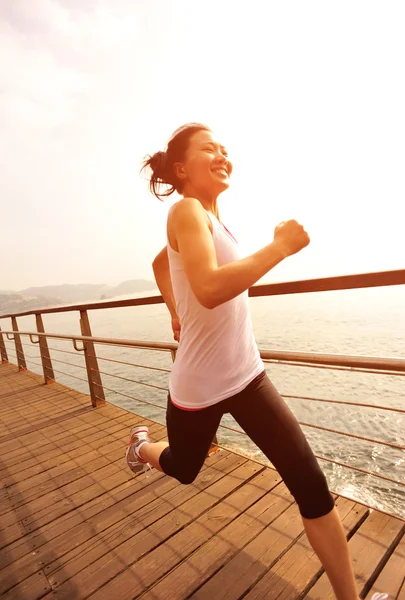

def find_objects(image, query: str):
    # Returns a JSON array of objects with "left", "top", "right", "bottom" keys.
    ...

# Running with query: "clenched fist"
[{"left": 273, "top": 220, "right": 310, "bottom": 257}]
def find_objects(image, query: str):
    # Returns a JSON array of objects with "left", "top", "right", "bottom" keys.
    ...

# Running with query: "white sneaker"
[
  {"left": 371, "top": 594, "right": 389, "bottom": 600},
  {"left": 125, "top": 426, "right": 151, "bottom": 474}
]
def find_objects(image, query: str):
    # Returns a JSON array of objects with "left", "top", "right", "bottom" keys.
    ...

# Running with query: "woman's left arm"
[{"left": 152, "top": 247, "right": 180, "bottom": 341}]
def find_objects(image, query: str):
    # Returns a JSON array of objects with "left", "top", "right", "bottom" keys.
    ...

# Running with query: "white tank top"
[{"left": 167, "top": 210, "right": 263, "bottom": 410}]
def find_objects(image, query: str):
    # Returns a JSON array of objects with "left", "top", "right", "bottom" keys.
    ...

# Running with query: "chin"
[{"left": 214, "top": 180, "right": 230, "bottom": 195}]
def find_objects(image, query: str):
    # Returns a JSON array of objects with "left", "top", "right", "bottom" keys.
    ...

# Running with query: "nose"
[{"left": 213, "top": 153, "right": 228, "bottom": 167}]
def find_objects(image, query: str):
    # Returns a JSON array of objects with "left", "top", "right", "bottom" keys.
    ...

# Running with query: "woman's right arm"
[{"left": 171, "top": 197, "right": 310, "bottom": 309}]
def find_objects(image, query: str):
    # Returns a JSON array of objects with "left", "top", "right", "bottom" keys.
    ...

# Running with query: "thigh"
[
  {"left": 165, "top": 395, "right": 222, "bottom": 471},
  {"left": 230, "top": 373, "right": 320, "bottom": 483}
]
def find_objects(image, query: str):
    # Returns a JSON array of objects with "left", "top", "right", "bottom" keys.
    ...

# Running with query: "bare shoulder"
[
  {"left": 169, "top": 197, "right": 210, "bottom": 227},
  {"left": 167, "top": 198, "right": 212, "bottom": 252},
  {"left": 170, "top": 197, "right": 204, "bottom": 218}
]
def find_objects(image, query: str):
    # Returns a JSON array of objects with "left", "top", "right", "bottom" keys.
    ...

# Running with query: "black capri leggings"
[{"left": 159, "top": 371, "right": 334, "bottom": 519}]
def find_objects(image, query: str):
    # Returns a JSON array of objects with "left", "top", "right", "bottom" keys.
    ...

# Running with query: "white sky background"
[{"left": 1, "top": 0, "right": 404, "bottom": 290}]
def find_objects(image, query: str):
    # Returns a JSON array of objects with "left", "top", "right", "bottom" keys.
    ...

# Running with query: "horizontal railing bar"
[
  {"left": 22, "top": 359, "right": 43, "bottom": 368},
  {"left": 51, "top": 357, "right": 87, "bottom": 370},
  {"left": 97, "top": 385, "right": 166, "bottom": 412},
  {"left": 2, "top": 330, "right": 405, "bottom": 372},
  {"left": 216, "top": 419, "right": 404, "bottom": 451},
  {"left": 263, "top": 359, "right": 405, "bottom": 377},
  {"left": 0, "top": 268, "right": 403, "bottom": 319},
  {"left": 249, "top": 268, "right": 405, "bottom": 298},
  {"left": 283, "top": 394, "right": 405, "bottom": 414},
  {"left": 47, "top": 346, "right": 82, "bottom": 356},
  {"left": 88, "top": 354, "right": 171, "bottom": 373},
  {"left": 260, "top": 349, "right": 405, "bottom": 372},
  {"left": 313, "top": 454, "right": 404, "bottom": 487},
  {"left": 2, "top": 330, "right": 174, "bottom": 352},
  {"left": 299, "top": 420, "right": 404, "bottom": 450},
  {"left": 225, "top": 443, "right": 404, "bottom": 489},
  {"left": 90, "top": 368, "right": 168, "bottom": 392},
  {"left": 52, "top": 368, "right": 89, "bottom": 383}
]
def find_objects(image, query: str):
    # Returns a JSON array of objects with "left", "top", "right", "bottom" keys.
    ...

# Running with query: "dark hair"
[{"left": 141, "top": 122, "right": 211, "bottom": 200}]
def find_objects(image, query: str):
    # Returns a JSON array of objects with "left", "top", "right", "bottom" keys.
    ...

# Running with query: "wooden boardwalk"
[{"left": 0, "top": 363, "right": 404, "bottom": 600}]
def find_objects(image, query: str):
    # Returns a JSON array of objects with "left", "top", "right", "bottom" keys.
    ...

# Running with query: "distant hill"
[
  {"left": 107, "top": 279, "right": 157, "bottom": 297},
  {"left": 20, "top": 280, "right": 157, "bottom": 303},
  {"left": 0, "top": 293, "right": 63, "bottom": 316},
  {"left": 0, "top": 280, "right": 158, "bottom": 315},
  {"left": 20, "top": 284, "right": 110, "bottom": 305}
]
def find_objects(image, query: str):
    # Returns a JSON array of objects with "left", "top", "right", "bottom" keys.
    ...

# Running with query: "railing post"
[
  {"left": 11, "top": 317, "right": 27, "bottom": 371},
  {"left": 170, "top": 347, "right": 219, "bottom": 456},
  {"left": 79, "top": 310, "right": 105, "bottom": 407},
  {"left": 35, "top": 314, "right": 55, "bottom": 384},
  {"left": 0, "top": 327, "right": 8, "bottom": 363}
]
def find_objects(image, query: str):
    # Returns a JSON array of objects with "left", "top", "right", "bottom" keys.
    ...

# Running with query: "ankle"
[{"left": 135, "top": 440, "right": 149, "bottom": 462}]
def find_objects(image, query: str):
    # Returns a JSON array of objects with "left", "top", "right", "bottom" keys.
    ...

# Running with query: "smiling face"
[{"left": 174, "top": 130, "right": 233, "bottom": 199}]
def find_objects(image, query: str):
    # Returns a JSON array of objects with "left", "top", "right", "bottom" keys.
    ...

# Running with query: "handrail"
[
  {"left": 3, "top": 330, "right": 405, "bottom": 373},
  {"left": 0, "top": 268, "right": 404, "bottom": 319},
  {"left": 8, "top": 340, "right": 402, "bottom": 416}
]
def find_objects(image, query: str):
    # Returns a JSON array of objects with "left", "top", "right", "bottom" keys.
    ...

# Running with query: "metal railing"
[{"left": 1, "top": 268, "right": 404, "bottom": 505}]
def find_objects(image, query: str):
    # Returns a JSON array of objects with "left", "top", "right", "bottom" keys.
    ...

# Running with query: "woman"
[{"left": 126, "top": 123, "right": 386, "bottom": 600}]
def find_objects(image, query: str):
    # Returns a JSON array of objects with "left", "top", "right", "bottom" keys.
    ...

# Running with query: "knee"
[
  {"left": 177, "top": 469, "right": 199, "bottom": 485},
  {"left": 159, "top": 447, "right": 202, "bottom": 485},
  {"left": 291, "top": 464, "right": 335, "bottom": 519}
]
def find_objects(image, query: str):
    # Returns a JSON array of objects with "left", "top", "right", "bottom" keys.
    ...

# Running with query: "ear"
[{"left": 173, "top": 162, "right": 187, "bottom": 181}]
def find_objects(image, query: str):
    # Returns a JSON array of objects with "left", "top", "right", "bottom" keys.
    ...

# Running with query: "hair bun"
[{"left": 149, "top": 150, "right": 167, "bottom": 177}]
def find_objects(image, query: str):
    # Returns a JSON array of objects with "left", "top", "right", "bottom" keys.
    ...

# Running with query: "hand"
[
  {"left": 273, "top": 220, "right": 310, "bottom": 257},
  {"left": 171, "top": 317, "right": 181, "bottom": 342}
]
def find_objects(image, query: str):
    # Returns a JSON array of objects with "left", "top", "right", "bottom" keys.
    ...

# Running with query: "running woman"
[{"left": 126, "top": 123, "right": 387, "bottom": 600}]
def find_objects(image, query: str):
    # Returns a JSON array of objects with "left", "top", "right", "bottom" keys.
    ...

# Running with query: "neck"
[{"left": 181, "top": 184, "right": 219, "bottom": 219}]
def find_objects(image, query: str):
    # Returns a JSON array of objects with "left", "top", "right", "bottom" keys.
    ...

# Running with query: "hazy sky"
[{"left": 1, "top": 0, "right": 404, "bottom": 290}]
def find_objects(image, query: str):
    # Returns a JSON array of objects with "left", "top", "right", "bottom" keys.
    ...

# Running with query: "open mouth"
[{"left": 212, "top": 168, "right": 229, "bottom": 177}]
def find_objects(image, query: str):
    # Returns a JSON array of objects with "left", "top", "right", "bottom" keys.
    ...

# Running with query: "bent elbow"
[{"left": 195, "top": 289, "right": 218, "bottom": 310}]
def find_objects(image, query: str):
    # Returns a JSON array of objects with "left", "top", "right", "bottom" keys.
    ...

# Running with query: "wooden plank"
[
  {"left": 1, "top": 418, "right": 133, "bottom": 484},
  {"left": 17, "top": 425, "right": 167, "bottom": 530},
  {"left": 239, "top": 498, "right": 369, "bottom": 600},
  {"left": 0, "top": 425, "right": 120, "bottom": 482},
  {"left": 0, "top": 570, "right": 51, "bottom": 600},
  {"left": 1, "top": 425, "right": 144, "bottom": 507},
  {"left": 305, "top": 511, "right": 404, "bottom": 598},
  {"left": 1, "top": 424, "right": 122, "bottom": 485},
  {"left": 141, "top": 485, "right": 298, "bottom": 600},
  {"left": 89, "top": 469, "right": 286, "bottom": 600},
  {"left": 2, "top": 415, "right": 144, "bottom": 490},
  {"left": 0, "top": 465, "right": 163, "bottom": 574},
  {"left": 0, "top": 437, "right": 151, "bottom": 537},
  {"left": 0, "top": 455, "right": 168, "bottom": 570},
  {"left": 0, "top": 451, "right": 239, "bottom": 595},
  {"left": 0, "top": 401, "right": 141, "bottom": 444},
  {"left": 47, "top": 456, "right": 252, "bottom": 597},
  {"left": 0, "top": 418, "right": 133, "bottom": 483},
  {"left": 398, "top": 580, "right": 405, "bottom": 600},
  {"left": 0, "top": 388, "right": 87, "bottom": 420},
  {"left": 0, "top": 399, "right": 122, "bottom": 439},
  {"left": 0, "top": 418, "right": 109, "bottom": 467},
  {"left": 365, "top": 531, "right": 405, "bottom": 599},
  {"left": 4, "top": 422, "right": 166, "bottom": 524},
  {"left": 1, "top": 365, "right": 403, "bottom": 600}
]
